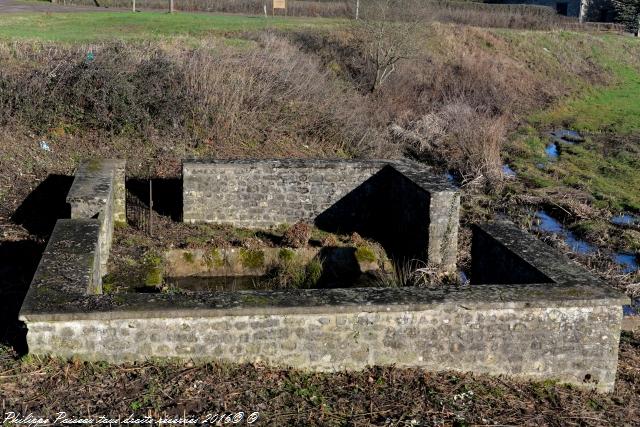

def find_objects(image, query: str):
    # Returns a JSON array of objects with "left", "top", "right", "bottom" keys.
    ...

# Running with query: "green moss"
[
  {"left": 239, "top": 248, "right": 264, "bottom": 270},
  {"left": 143, "top": 251, "right": 163, "bottom": 267},
  {"left": 204, "top": 248, "right": 225, "bottom": 269},
  {"left": 101, "top": 276, "right": 116, "bottom": 294},
  {"left": 143, "top": 251, "right": 163, "bottom": 287},
  {"left": 182, "top": 251, "right": 195, "bottom": 264},
  {"left": 278, "top": 248, "right": 296, "bottom": 263},
  {"left": 144, "top": 267, "right": 163, "bottom": 287},
  {"left": 355, "top": 246, "right": 376, "bottom": 263}
]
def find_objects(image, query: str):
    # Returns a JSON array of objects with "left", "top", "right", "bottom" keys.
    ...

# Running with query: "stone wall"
[
  {"left": 22, "top": 218, "right": 102, "bottom": 298},
  {"left": 19, "top": 160, "right": 629, "bottom": 392},
  {"left": 22, "top": 287, "right": 625, "bottom": 392},
  {"left": 66, "top": 159, "right": 125, "bottom": 276},
  {"left": 183, "top": 159, "right": 459, "bottom": 270}
]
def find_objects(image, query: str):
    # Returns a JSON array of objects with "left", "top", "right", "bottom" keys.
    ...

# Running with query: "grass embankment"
[
  {"left": 507, "top": 34, "right": 640, "bottom": 213},
  {"left": 0, "top": 11, "right": 345, "bottom": 42}
]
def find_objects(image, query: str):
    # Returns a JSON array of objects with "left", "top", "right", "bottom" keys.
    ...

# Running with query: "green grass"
[
  {"left": 0, "top": 11, "right": 346, "bottom": 42},
  {"left": 510, "top": 130, "right": 640, "bottom": 211},
  {"left": 531, "top": 44, "right": 640, "bottom": 134},
  {"left": 510, "top": 38, "right": 640, "bottom": 212}
]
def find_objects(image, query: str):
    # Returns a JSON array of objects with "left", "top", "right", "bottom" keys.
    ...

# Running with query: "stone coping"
[
  {"left": 19, "top": 282, "right": 629, "bottom": 322},
  {"left": 183, "top": 158, "right": 456, "bottom": 194},
  {"left": 22, "top": 219, "right": 101, "bottom": 304},
  {"left": 20, "top": 219, "right": 630, "bottom": 323},
  {"left": 66, "top": 160, "right": 122, "bottom": 211},
  {"left": 473, "top": 221, "right": 608, "bottom": 285}
]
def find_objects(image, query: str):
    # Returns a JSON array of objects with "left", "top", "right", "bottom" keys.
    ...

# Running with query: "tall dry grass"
[{"left": 0, "top": 36, "right": 385, "bottom": 170}]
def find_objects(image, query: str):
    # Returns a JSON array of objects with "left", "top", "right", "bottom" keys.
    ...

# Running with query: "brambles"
[{"left": 282, "top": 221, "right": 312, "bottom": 248}]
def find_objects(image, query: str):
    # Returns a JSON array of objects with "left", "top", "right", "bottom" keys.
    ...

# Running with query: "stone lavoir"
[{"left": 19, "top": 159, "right": 629, "bottom": 392}]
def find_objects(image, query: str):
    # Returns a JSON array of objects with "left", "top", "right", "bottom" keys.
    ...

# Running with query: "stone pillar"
[
  {"left": 66, "top": 159, "right": 125, "bottom": 279},
  {"left": 427, "top": 190, "right": 460, "bottom": 272}
]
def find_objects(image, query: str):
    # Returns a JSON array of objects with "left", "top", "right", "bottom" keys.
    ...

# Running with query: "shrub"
[
  {"left": 282, "top": 221, "right": 312, "bottom": 248},
  {"left": 355, "top": 246, "right": 377, "bottom": 263},
  {"left": 392, "top": 102, "right": 507, "bottom": 190}
]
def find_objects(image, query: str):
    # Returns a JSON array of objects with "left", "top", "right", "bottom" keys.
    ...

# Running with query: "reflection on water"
[
  {"left": 166, "top": 276, "right": 263, "bottom": 292},
  {"left": 502, "top": 164, "right": 516, "bottom": 177},
  {"left": 534, "top": 210, "right": 638, "bottom": 272},
  {"left": 614, "top": 253, "right": 639, "bottom": 274},
  {"left": 545, "top": 143, "right": 559, "bottom": 159},
  {"left": 611, "top": 213, "right": 639, "bottom": 227},
  {"left": 534, "top": 211, "right": 596, "bottom": 255},
  {"left": 624, "top": 298, "right": 640, "bottom": 317}
]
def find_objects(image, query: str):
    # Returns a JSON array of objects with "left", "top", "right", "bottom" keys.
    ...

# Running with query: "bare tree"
[{"left": 354, "top": 0, "right": 420, "bottom": 92}]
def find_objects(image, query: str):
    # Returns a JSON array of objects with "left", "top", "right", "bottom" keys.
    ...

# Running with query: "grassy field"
[
  {"left": 508, "top": 35, "right": 640, "bottom": 213},
  {"left": 0, "top": 11, "right": 345, "bottom": 41}
]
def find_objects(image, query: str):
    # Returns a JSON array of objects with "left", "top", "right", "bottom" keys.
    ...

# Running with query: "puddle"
[
  {"left": 611, "top": 213, "right": 639, "bottom": 227},
  {"left": 545, "top": 143, "right": 559, "bottom": 160},
  {"left": 166, "top": 275, "right": 263, "bottom": 292},
  {"left": 164, "top": 271, "right": 386, "bottom": 293},
  {"left": 535, "top": 210, "right": 565, "bottom": 234},
  {"left": 623, "top": 299, "right": 640, "bottom": 317},
  {"left": 502, "top": 164, "right": 516, "bottom": 177},
  {"left": 535, "top": 210, "right": 638, "bottom": 272},
  {"left": 458, "top": 270, "right": 470, "bottom": 285},
  {"left": 613, "top": 253, "right": 639, "bottom": 274},
  {"left": 550, "top": 129, "right": 584, "bottom": 144}
]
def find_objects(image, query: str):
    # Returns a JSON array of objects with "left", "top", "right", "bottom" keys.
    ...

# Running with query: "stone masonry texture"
[
  {"left": 66, "top": 159, "right": 125, "bottom": 276},
  {"left": 182, "top": 159, "right": 459, "bottom": 271},
  {"left": 25, "top": 304, "right": 623, "bottom": 392},
  {"left": 18, "top": 159, "right": 630, "bottom": 393}
]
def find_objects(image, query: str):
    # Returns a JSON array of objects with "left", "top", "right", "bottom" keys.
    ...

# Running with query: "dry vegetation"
[
  {"left": 1, "top": 8, "right": 639, "bottom": 421},
  {"left": 0, "top": 331, "right": 638, "bottom": 426},
  {"left": 1, "top": 21, "right": 634, "bottom": 221}
]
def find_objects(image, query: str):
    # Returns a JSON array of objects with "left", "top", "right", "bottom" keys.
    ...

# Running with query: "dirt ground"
[{"left": 0, "top": 331, "right": 638, "bottom": 426}]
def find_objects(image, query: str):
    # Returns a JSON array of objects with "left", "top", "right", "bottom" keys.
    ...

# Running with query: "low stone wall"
[
  {"left": 20, "top": 215, "right": 629, "bottom": 392},
  {"left": 22, "top": 218, "right": 102, "bottom": 298},
  {"left": 66, "top": 159, "right": 125, "bottom": 276},
  {"left": 183, "top": 159, "right": 460, "bottom": 270},
  {"left": 16, "top": 159, "right": 630, "bottom": 392},
  {"left": 23, "top": 299, "right": 623, "bottom": 392}
]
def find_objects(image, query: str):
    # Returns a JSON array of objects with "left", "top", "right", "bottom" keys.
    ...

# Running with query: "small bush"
[{"left": 282, "top": 221, "right": 312, "bottom": 248}]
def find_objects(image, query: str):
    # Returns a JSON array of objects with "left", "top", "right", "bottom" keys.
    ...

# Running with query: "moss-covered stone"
[
  {"left": 239, "top": 248, "right": 264, "bottom": 270},
  {"left": 204, "top": 248, "right": 225, "bottom": 269},
  {"left": 182, "top": 251, "right": 195, "bottom": 264}
]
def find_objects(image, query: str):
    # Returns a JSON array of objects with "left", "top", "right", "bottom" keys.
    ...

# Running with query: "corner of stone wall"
[
  {"left": 65, "top": 158, "right": 125, "bottom": 279},
  {"left": 111, "top": 160, "right": 126, "bottom": 227},
  {"left": 427, "top": 191, "right": 460, "bottom": 272}
]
